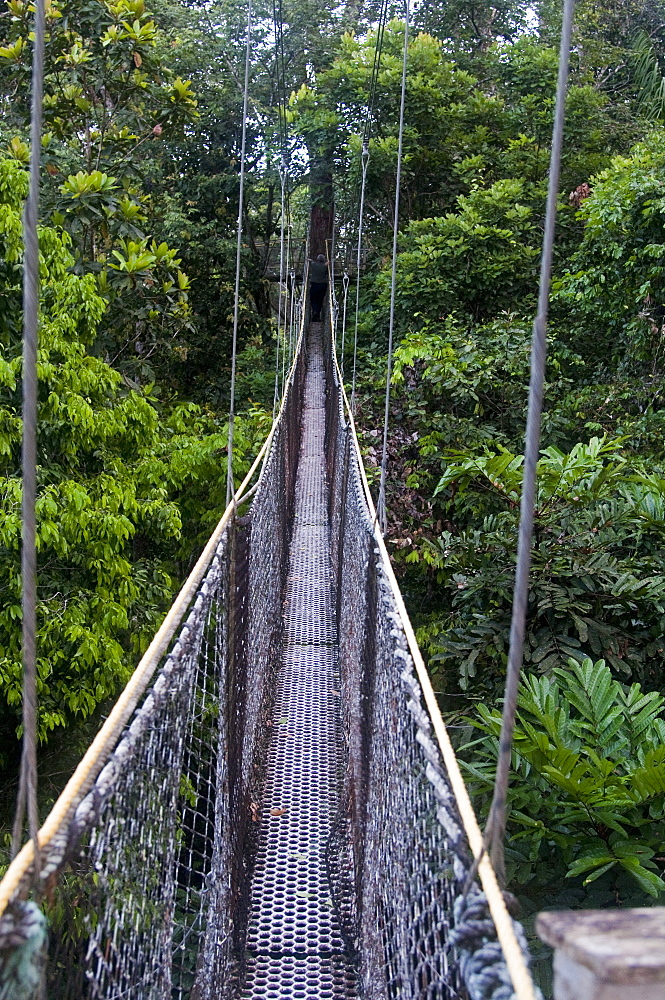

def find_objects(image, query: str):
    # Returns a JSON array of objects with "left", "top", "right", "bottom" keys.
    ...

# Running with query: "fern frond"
[
  {"left": 555, "top": 658, "right": 625, "bottom": 750},
  {"left": 631, "top": 752, "right": 665, "bottom": 801},
  {"left": 620, "top": 683, "right": 665, "bottom": 754}
]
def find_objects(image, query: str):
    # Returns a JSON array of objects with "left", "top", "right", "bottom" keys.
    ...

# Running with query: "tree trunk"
[
  {"left": 310, "top": 202, "right": 333, "bottom": 257},
  {"left": 308, "top": 149, "right": 334, "bottom": 257}
]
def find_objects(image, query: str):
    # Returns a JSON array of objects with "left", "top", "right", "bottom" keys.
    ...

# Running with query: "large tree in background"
[
  {"left": 135, "top": 0, "right": 385, "bottom": 399},
  {"left": 293, "top": 20, "right": 637, "bottom": 266},
  {"left": 0, "top": 0, "right": 199, "bottom": 378}
]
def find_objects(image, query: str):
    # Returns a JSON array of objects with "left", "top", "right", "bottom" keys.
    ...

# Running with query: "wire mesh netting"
[
  {"left": 0, "top": 533, "right": 234, "bottom": 999},
  {"left": 0, "top": 302, "right": 539, "bottom": 1000}
]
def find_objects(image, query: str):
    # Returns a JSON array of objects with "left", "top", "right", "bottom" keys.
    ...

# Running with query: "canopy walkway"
[
  {"left": 0, "top": 0, "right": 581, "bottom": 991},
  {"left": 0, "top": 303, "right": 538, "bottom": 1000}
]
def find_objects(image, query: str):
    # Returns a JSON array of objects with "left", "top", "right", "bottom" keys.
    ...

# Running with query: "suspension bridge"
[
  {"left": 0, "top": 296, "right": 539, "bottom": 1000},
  {"left": 0, "top": 0, "right": 587, "bottom": 995}
]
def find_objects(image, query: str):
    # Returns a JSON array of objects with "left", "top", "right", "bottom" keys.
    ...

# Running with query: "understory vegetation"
[{"left": 3, "top": 0, "right": 665, "bottom": 949}]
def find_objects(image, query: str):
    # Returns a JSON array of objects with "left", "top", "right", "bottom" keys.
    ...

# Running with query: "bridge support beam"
[{"left": 538, "top": 909, "right": 665, "bottom": 1000}]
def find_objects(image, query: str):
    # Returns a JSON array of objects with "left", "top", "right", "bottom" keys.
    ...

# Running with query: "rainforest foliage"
[
  {"left": 3, "top": 0, "right": 665, "bottom": 923},
  {"left": 0, "top": 157, "right": 269, "bottom": 749},
  {"left": 295, "top": 0, "right": 665, "bottom": 917}
]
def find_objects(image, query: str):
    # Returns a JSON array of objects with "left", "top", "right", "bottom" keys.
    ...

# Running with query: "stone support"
[{"left": 537, "top": 908, "right": 665, "bottom": 1000}]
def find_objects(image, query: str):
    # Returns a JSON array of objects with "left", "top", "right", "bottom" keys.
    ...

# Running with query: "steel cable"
[
  {"left": 12, "top": 0, "right": 46, "bottom": 880},
  {"left": 274, "top": 0, "right": 288, "bottom": 154},
  {"left": 289, "top": 265, "right": 296, "bottom": 363},
  {"left": 351, "top": 143, "right": 369, "bottom": 409},
  {"left": 485, "top": 0, "right": 577, "bottom": 887},
  {"left": 330, "top": 208, "right": 336, "bottom": 296},
  {"left": 271, "top": 0, "right": 290, "bottom": 415},
  {"left": 340, "top": 271, "right": 350, "bottom": 362},
  {"left": 273, "top": 161, "right": 287, "bottom": 416},
  {"left": 349, "top": 0, "right": 390, "bottom": 406},
  {"left": 377, "top": 2, "right": 410, "bottom": 534},
  {"left": 281, "top": 202, "right": 291, "bottom": 393},
  {"left": 226, "top": 0, "right": 253, "bottom": 507},
  {"left": 363, "top": 0, "right": 390, "bottom": 149}
]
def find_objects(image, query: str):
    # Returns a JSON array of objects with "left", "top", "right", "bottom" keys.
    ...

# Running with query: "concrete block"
[{"left": 537, "top": 908, "right": 665, "bottom": 1000}]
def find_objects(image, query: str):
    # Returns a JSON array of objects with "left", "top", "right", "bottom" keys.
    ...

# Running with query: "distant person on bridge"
[{"left": 309, "top": 253, "right": 328, "bottom": 322}]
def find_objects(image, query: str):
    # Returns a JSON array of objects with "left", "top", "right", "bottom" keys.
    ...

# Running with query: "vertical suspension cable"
[
  {"left": 298, "top": 231, "right": 308, "bottom": 330},
  {"left": 329, "top": 216, "right": 340, "bottom": 349},
  {"left": 272, "top": 314, "right": 280, "bottom": 417},
  {"left": 347, "top": 0, "right": 389, "bottom": 394},
  {"left": 377, "top": 3, "right": 410, "bottom": 534},
  {"left": 330, "top": 206, "right": 336, "bottom": 295},
  {"left": 271, "top": 0, "right": 289, "bottom": 416},
  {"left": 485, "top": 0, "right": 576, "bottom": 887},
  {"left": 276, "top": 0, "right": 288, "bottom": 143},
  {"left": 288, "top": 204, "right": 297, "bottom": 363},
  {"left": 12, "top": 0, "right": 46, "bottom": 873},
  {"left": 281, "top": 205, "right": 291, "bottom": 392},
  {"left": 273, "top": 161, "right": 287, "bottom": 417},
  {"left": 351, "top": 143, "right": 370, "bottom": 405},
  {"left": 289, "top": 264, "right": 296, "bottom": 363},
  {"left": 363, "top": 0, "right": 390, "bottom": 149},
  {"left": 226, "top": 0, "right": 253, "bottom": 507}
]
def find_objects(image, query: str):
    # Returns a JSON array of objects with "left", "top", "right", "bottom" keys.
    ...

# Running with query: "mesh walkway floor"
[{"left": 241, "top": 327, "right": 358, "bottom": 999}]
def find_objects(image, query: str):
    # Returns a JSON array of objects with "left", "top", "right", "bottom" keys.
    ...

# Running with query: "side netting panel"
[
  {"left": 29, "top": 535, "right": 232, "bottom": 1000},
  {"left": 0, "top": 333, "right": 308, "bottom": 999},
  {"left": 322, "top": 314, "right": 537, "bottom": 1000}
]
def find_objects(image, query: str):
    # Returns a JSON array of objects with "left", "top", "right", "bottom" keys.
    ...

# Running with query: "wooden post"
[{"left": 537, "top": 909, "right": 665, "bottom": 1000}]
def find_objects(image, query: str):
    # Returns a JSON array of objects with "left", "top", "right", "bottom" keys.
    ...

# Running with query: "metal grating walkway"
[{"left": 241, "top": 327, "right": 357, "bottom": 999}]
